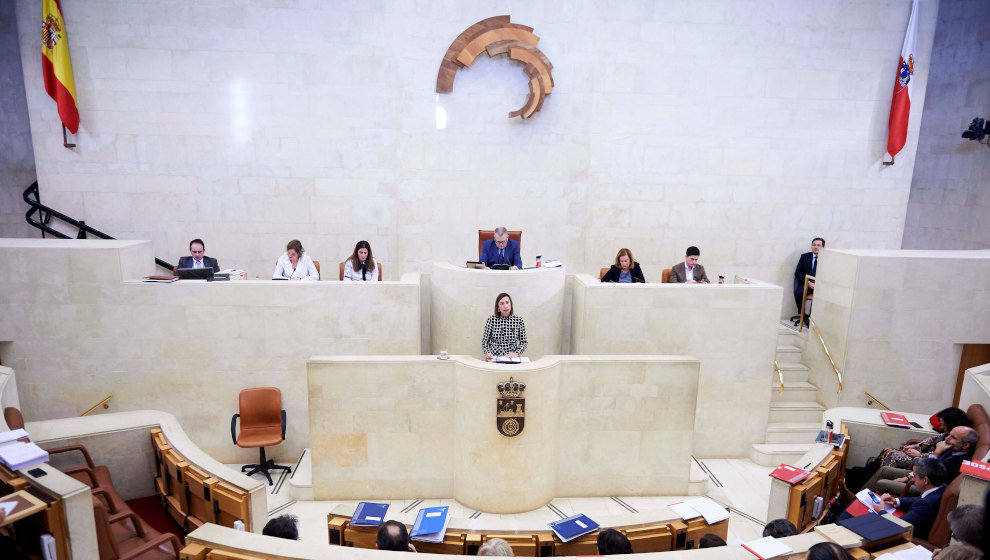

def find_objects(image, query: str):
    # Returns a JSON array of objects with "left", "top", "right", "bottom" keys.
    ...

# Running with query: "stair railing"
[
  {"left": 773, "top": 360, "right": 784, "bottom": 395},
  {"left": 23, "top": 182, "right": 174, "bottom": 273},
  {"left": 80, "top": 394, "right": 113, "bottom": 416},
  {"left": 864, "top": 391, "right": 892, "bottom": 410},
  {"left": 807, "top": 317, "right": 843, "bottom": 395}
]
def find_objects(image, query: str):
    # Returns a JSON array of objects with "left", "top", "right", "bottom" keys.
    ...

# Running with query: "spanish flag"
[{"left": 41, "top": 0, "right": 79, "bottom": 134}]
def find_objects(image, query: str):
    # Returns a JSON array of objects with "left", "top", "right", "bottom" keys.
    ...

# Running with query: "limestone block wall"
[
  {"left": 307, "top": 355, "right": 699, "bottom": 513},
  {"left": 0, "top": 1, "right": 35, "bottom": 238},
  {"left": 903, "top": 0, "right": 990, "bottom": 250},
  {"left": 812, "top": 248, "right": 990, "bottom": 413},
  {"left": 569, "top": 275, "right": 781, "bottom": 457},
  {"left": 0, "top": 239, "right": 421, "bottom": 462},
  {"left": 12, "top": 0, "right": 938, "bottom": 309}
]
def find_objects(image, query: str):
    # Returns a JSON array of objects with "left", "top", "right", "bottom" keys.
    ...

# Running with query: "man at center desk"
[
  {"left": 669, "top": 246, "right": 710, "bottom": 283},
  {"left": 480, "top": 226, "right": 522, "bottom": 270}
]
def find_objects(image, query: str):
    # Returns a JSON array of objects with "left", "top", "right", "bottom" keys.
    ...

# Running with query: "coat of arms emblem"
[{"left": 496, "top": 377, "right": 525, "bottom": 437}]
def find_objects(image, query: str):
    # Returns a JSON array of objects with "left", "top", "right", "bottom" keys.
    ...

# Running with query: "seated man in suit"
[
  {"left": 794, "top": 237, "right": 824, "bottom": 321},
  {"left": 669, "top": 246, "right": 710, "bottom": 283},
  {"left": 177, "top": 238, "right": 220, "bottom": 272},
  {"left": 873, "top": 458, "right": 947, "bottom": 541},
  {"left": 480, "top": 226, "right": 522, "bottom": 270},
  {"left": 861, "top": 425, "right": 977, "bottom": 496}
]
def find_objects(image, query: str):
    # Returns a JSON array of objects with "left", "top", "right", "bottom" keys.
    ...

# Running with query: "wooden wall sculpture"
[{"left": 436, "top": 16, "right": 554, "bottom": 120}]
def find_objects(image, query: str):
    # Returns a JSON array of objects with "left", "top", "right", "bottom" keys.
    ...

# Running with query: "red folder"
[
  {"left": 768, "top": 464, "right": 810, "bottom": 484},
  {"left": 880, "top": 412, "right": 911, "bottom": 428},
  {"left": 845, "top": 499, "right": 905, "bottom": 518},
  {"left": 960, "top": 459, "right": 990, "bottom": 480}
]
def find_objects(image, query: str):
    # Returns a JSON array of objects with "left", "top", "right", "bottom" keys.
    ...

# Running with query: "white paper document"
[
  {"left": 0, "top": 501, "right": 17, "bottom": 515},
  {"left": 0, "top": 441, "right": 49, "bottom": 471},
  {"left": 856, "top": 488, "right": 896, "bottom": 514},
  {"left": 0, "top": 429, "right": 29, "bottom": 445},
  {"left": 742, "top": 536, "right": 793, "bottom": 559},
  {"left": 684, "top": 497, "right": 730, "bottom": 524},
  {"left": 666, "top": 501, "right": 702, "bottom": 520},
  {"left": 876, "top": 546, "right": 936, "bottom": 560}
]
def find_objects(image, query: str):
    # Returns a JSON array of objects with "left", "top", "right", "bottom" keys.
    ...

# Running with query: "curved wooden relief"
[{"left": 436, "top": 16, "right": 554, "bottom": 120}]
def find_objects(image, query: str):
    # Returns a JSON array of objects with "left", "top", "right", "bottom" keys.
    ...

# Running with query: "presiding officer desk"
[
  {"left": 430, "top": 262, "right": 565, "bottom": 357},
  {"left": 569, "top": 274, "right": 783, "bottom": 457}
]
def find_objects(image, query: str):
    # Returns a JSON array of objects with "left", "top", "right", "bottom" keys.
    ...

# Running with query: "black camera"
[{"left": 961, "top": 117, "right": 989, "bottom": 141}]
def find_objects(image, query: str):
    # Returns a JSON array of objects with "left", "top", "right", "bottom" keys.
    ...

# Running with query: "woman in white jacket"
[
  {"left": 272, "top": 239, "right": 319, "bottom": 281},
  {"left": 343, "top": 240, "right": 379, "bottom": 281}
]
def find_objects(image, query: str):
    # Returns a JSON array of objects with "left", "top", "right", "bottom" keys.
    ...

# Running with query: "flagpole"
[
  {"left": 62, "top": 123, "right": 75, "bottom": 148},
  {"left": 882, "top": 155, "right": 894, "bottom": 166}
]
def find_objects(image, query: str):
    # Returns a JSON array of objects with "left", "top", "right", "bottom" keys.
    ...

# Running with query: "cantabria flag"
[
  {"left": 886, "top": 0, "right": 919, "bottom": 161},
  {"left": 42, "top": 0, "right": 79, "bottom": 133}
]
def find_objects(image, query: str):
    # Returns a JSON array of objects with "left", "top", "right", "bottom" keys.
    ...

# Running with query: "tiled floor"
[{"left": 236, "top": 457, "right": 776, "bottom": 545}]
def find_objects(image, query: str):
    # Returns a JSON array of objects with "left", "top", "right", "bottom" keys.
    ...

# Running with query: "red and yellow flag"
[{"left": 41, "top": 0, "right": 79, "bottom": 133}]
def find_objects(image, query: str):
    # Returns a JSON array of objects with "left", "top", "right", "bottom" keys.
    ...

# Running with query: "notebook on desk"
[{"left": 350, "top": 502, "right": 388, "bottom": 526}]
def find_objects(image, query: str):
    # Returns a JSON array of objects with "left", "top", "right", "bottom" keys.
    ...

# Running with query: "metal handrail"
[
  {"left": 23, "top": 182, "right": 174, "bottom": 272},
  {"left": 806, "top": 317, "right": 843, "bottom": 394},
  {"left": 80, "top": 395, "right": 113, "bottom": 416},
  {"left": 774, "top": 360, "right": 784, "bottom": 396},
  {"left": 864, "top": 391, "right": 892, "bottom": 410}
]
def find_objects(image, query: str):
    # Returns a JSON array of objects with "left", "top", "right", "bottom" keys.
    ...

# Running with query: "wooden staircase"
[{"left": 750, "top": 322, "right": 825, "bottom": 466}]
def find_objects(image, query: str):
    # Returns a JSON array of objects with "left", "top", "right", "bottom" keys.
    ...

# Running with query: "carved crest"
[{"left": 496, "top": 377, "right": 525, "bottom": 437}]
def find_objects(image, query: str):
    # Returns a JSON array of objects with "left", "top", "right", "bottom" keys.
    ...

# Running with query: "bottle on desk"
[{"left": 536, "top": 255, "right": 542, "bottom": 268}]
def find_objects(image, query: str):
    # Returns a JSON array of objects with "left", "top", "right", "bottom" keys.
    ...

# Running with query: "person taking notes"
[
  {"left": 343, "top": 240, "right": 379, "bottom": 281},
  {"left": 273, "top": 239, "right": 319, "bottom": 281},
  {"left": 480, "top": 226, "right": 522, "bottom": 269}
]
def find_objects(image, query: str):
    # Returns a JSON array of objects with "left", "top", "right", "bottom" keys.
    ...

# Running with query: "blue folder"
[
  {"left": 548, "top": 513, "right": 599, "bottom": 542},
  {"left": 410, "top": 506, "right": 450, "bottom": 542},
  {"left": 350, "top": 502, "right": 389, "bottom": 527},
  {"left": 837, "top": 512, "right": 904, "bottom": 541}
]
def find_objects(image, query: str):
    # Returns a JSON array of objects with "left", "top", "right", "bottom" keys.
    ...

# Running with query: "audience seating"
[
  {"left": 230, "top": 387, "right": 291, "bottom": 486},
  {"left": 477, "top": 229, "right": 522, "bottom": 257},
  {"left": 903, "top": 404, "right": 989, "bottom": 547},
  {"left": 151, "top": 428, "right": 253, "bottom": 533},
  {"left": 93, "top": 499, "right": 181, "bottom": 560},
  {"left": 338, "top": 261, "right": 383, "bottom": 281}
]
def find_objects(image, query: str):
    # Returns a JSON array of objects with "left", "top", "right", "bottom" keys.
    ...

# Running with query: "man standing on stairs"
[{"left": 794, "top": 238, "right": 824, "bottom": 323}]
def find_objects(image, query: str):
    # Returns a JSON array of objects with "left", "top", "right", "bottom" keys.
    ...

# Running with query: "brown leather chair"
[
  {"left": 339, "top": 261, "right": 383, "bottom": 281},
  {"left": 312, "top": 260, "right": 321, "bottom": 280},
  {"left": 231, "top": 387, "right": 290, "bottom": 485},
  {"left": 661, "top": 268, "right": 672, "bottom": 283},
  {"left": 47, "top": 444, "right": 130, "bottom": 515},
  {"left": 93, "top": 499, "right": 180, "bottom": 560},
  {"left": 477, "top": 230, "right": 522, "bottom": 257},
  {"left": 3, "top": 406, "right": 24, "bottom": 430},
  {"left": 599, "top": 267, "right": 609, "bottom": 279}
]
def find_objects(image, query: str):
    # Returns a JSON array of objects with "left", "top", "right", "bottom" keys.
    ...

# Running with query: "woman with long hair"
[{"left": 343, "top": 240, "right": 379, "bottom": 281}]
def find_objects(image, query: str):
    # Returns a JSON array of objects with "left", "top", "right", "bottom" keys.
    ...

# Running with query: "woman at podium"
[
  {"left": 600, "top": 248, "right": 645, "bottom": 283},
  {"left": 482, "top": 293, "right": 528, "bottom": 360},
  {"left": 343, "top": 240, "right": 379, "bottom": 281}
]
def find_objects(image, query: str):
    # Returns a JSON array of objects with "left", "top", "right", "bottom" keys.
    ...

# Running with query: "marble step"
[
  {"left": 776, "top": 324, "right": 805, "bottom": 350},
  {"left": 288, "top": 448, "right": 312, "bottom": 502},
  {"left": 750, "top": 443, "right": 815, "bottom": 467},
  {"left": 777, "top": 362, "right": 811, "bottom": 383},
  {"left": 771, "top": 381, "right": 818, "bottom": 402},
  {"left": 764, "top": 422, "right": 823, "bottom": 444},
  {"left": 775, "top": 345, "right": 803, "bottom": 363},
  {"left": 768, "top": 401, "right": 825, "bottom": 423}
]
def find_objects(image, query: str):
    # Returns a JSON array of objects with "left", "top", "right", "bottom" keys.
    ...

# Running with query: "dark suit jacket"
[
  {"left": 601, "top": 262, "right": 646, "bottom": 283},
  {"left": 794, "top": 251, "right": 818, "bottom": 309},
  {"left": 897, "top": 484, "right": 946, "bottom": 540},
  {"left": 669, "top": 262, "right": 709, "bottom": 283},
  {"left": 177, "top": 256, "right": 220, "bottom": 273},
  {"left": 938, "top": 449, "right": 973, "bottom": 482},
  {"left": 480, "top": 239, "right": 522, "bottom": 269}
]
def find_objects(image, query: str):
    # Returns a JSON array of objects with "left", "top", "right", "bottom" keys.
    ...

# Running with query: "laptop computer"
[{"left": 176, "top": 267, "right": 214, "bottom": 280}]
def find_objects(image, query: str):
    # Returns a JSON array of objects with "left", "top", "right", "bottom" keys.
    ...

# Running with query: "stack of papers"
[
  {"left": 494, "top": 357, "right": 531, "bottom": 363},
  {"left": 856, "top": 489, "right": 896, "bottom": 514},
  {"left": 350, "top": 502, "right": 388, "bottom": 526},
  {"left": 410, "top": 506, "right": 450, "bottom": 543},
  {"left": 666, "top": 497, "right": 730, "bottom": 524},
  {"left": 548, "top": 513, "right": 599, "bottom": 542},
  {"left": 143, "top": 276, "right": 178, "bottom": 283},
  {"left": 0, "top": 441, "right": 49, "bottom": 471},
  {"left": 741, "top": 536, "right": 793, "bottom": 559},
  {"left": 875, "top": 546, "right": 937, "bottom": 560},
  {"left": 0, "top": 429, "right": 30, "bottom": 445}
]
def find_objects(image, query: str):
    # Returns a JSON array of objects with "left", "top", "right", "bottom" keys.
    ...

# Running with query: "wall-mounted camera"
[{"left": 961, "top": 117, "right": 990, "bottom": 143}]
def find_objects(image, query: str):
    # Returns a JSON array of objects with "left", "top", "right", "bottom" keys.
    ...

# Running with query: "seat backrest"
[
  {"left": 3, "top": 406, "right": 24, "bottom": 430},
  {"left": 477, "top": 230, "right": 522, "bottom": 257},
  {"left": 599, "top": 267, "right": 609, "bottom": 279},
  {"left": 239, "top": 387, "right": 283, "bottom": 429},
  {"left": 92, "top": 501, "right": 120, "bottom": 560},
  {"left": 313, "top": 260, "right": 321, "bottom": 280},
  {"left": 661, "top": 268, "right": 672, "bottom": 283},
  {"left": 339, "top": 262, "right": 345, "bottom": 281}
]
